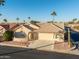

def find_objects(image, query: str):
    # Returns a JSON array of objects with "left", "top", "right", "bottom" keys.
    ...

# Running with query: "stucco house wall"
[
  {"left": 33, "top": 23, "right": 64, "bottom": 42},
  {"left": 38, "top": 33, "right": 54, "bottom": 40},
  {"left": 38, "top": 33, "right": 63, "bottom": 42}
]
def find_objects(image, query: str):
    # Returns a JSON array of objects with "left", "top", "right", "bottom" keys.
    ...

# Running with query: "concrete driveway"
[
  {"left": 28, "top": 40, "right": 54, "bottom": 51},
  {"left": 0, "top": 46, "right": 79, "bottom": 59}
]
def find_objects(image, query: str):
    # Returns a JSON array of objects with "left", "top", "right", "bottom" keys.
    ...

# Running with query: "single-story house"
[
  {"left": 0, "top": 24, "right": 10, "bottom": 41},
  {"left": 0, "top": 23, "right": 20, "bottom": 35},
  {"left": 33, "top": 23, "right": 64, "bottom": 42},
  {"left": 0, "top": 24, "right": 9, "bottom": 36}
]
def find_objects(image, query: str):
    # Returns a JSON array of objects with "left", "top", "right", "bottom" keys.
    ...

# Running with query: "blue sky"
[{"left": 0, "top": 0, "right": 79, "bottom": 22}]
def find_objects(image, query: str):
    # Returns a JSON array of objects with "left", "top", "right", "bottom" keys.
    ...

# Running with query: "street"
[{"left": 0, "top": 46, "right": 79, "bottom": 59}]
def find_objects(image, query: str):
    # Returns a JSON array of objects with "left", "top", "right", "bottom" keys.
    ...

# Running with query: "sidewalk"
[
  {"left": 0, "top": 41, "right": 29, "bottom": 48},
  {"left": 52, "top": 46, "right": 79, "bottom": 55}
]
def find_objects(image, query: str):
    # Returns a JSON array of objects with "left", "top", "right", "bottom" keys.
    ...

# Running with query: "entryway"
[{"left": 28, "top": 32, "right": 38, "bottom": 41}]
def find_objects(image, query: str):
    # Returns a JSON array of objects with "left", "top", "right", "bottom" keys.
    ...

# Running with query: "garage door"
[{"left": 38, "top": 33, "right": 54, "bottom": 40}]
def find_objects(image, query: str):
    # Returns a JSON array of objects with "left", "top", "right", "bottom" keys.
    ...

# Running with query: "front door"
[{"left": 28, "top": 32, "right": 38, "bottom": 41}]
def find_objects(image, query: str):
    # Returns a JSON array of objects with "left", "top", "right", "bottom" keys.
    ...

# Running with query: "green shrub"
[{"left": 3, "top": 30, "right": 14, "bottom": 41}]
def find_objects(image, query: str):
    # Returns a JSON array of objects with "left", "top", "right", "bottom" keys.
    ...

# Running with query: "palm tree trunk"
[{"left": 53, "top": 16, "right": 55, "bottom": 23}]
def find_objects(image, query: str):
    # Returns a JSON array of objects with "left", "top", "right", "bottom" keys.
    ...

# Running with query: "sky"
[{"left": 0, "top": 0, "right": 79, "bottom": 22}]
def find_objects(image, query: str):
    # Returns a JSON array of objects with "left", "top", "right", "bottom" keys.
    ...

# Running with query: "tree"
[
  {"left": 23, "top": 20, "right": 26, "bottom": 24},
  {"left": 28, "top": 17, "right": 31, "bottom": 22},
  {"left": 16, "top": 17, "right": 19, "bottom": 23},
  {"left": 28, "top": 17, "right": 31, "bottom": 20},
  {"left": 3, "top": 30, "right": 14, "bottom": 41},
  {"left": 51, "top": 10, "right": 57, "bottom": 22},
  {"left": 72, "top": 18, "right": 77, "bottom": 23},
  {"left": 0, "top": 13, "right": 2, "bottom": 16},
  {"left": 47, "top": 21, "right": 54, "bottom": 23},
  {"left": 30, "top": 20, "right": 40, "bottom": 24},
  {"left": 3, "top": 19, "right": 7, "bottom": 23},
  {"left": 0, "top": 0, "right": 5, "bottom": 6}
]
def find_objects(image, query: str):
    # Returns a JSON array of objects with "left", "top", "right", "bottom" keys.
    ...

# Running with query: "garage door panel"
[{"left": 38, "top": 33, "right": 53, "bottom": 40}]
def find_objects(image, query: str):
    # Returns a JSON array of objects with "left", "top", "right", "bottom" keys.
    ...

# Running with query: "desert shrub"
[{"left": 74, "top": 26, "right": 79, "bottom": 30}]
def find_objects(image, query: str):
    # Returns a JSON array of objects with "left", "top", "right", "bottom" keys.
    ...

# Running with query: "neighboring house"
[
  {"left": 13, "top": 24, "right": 35, "bottom": 42},
  {"left": 0, "top": 24, "right": 9, "bottom": 41},
  {"left": 0, "top": 23, "right": 19, "bottom": 35},
  {"left": 67, "top": 23, "right": 79, "bottom": 32},
  {"left": 68, "top": 23, "right": 79, "bottom": 28},
  {"left": 0, "top": 24, "right": 9, "bottom": 36}
]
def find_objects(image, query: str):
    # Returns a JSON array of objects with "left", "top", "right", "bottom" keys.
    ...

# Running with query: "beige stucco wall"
[
  {"left": 38, "top": 33, "right": 64, "bottom": 42},
  {"left": 38, "top": 33, "right": 54, "bottom": 40}
]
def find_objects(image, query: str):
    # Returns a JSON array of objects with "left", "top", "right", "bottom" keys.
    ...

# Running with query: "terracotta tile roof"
[
  {"left": 9, "top": 24, "right": 19, "bottom": 30},
  {"left": 0, "top": 24, "right": 9, "bottom": 30},
  {"left": 0, "top": 23, "right": 64, "bottom": 33},
  {"left": 0, "top": 23, "right": 36, "bottom": 31},
  {"left": 52, "top": 23, "right": 64, "bottom": 30},
  {"left": 34, "top": 23, "right": 64, "bottom": 33},
  {"left": 0, "top": 23, "right": 20, "bottom": 30},
  {"left": 23, "top": 25, "right": 35, "bottom": 31},
  {"left": 13, "top": 24, "right": 35, "bottom": 31}
]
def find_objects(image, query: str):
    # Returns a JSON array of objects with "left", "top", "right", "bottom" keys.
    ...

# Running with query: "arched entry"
[{"left": 28, "top": 32, "right": 38, "bottom": 41}]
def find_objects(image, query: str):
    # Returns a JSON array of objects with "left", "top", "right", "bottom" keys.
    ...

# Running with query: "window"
[{"left": 14, "top": 32, "right": 26, "bottom": 38}]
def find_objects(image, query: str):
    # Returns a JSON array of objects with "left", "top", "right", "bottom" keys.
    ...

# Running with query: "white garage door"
[{"left": 38, "top": 33, "right": 54, "bottom": 40}]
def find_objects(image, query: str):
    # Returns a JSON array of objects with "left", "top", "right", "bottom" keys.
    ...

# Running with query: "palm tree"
[
  {"left": 16, "top": 17, "right": 19, "bottom": 24},
  {"left": 27, "top": 17, "right": 31, "bottom": 24},
  {"left": 0, "top": 13, "right": 2, "bottom": 16},
  {"left": 51, "top": 10, "right": 57, "bottom": 22},
  {"left": 30, "top": 20, "right": 40, "bottom": 24},
  {"left": 3, "top": 19, "right": 7, "bottom": 23},
  {"left": 28, "top": 17, "right": 31, "bottom": 21},
  {"left": 0, "top": 0, "right": 5, "bottom": 6},
  {"left": 72, "top": 18, "right": 77, "bottom": 23},
  {"left": 28, "top": 17, "right": 31, "bottom": 19},
  {"left": 0, "top": 13, "right": 2, "bottom": 23},
  {"left": 23, "top": 20, "right": 25, "bottom": 24}
]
